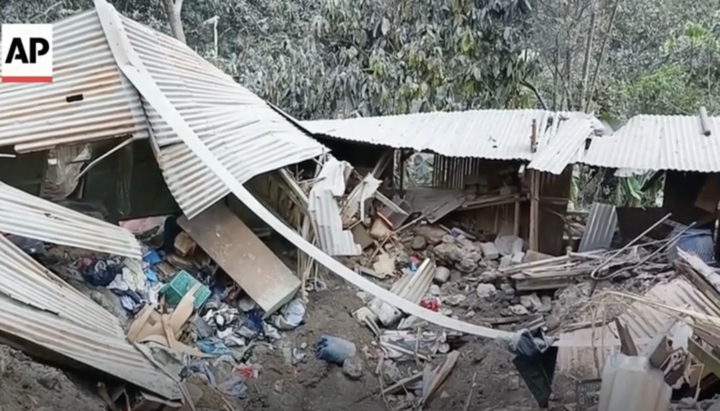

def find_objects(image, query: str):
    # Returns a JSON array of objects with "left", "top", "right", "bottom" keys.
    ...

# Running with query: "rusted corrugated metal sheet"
[
  {"left": 114, "top": 15, "right": 326, "bottom": 219},
  {"left": 557, "top": 278, "right": 720, "bottom": 376},
  {"left": 578, "top": 203, "right": 618, "bottom": 252},
  {"left": 0, "top": 234, "right": 181, "bottom": 399},
  {"left": 303, "top": 111, "right": 600, "bottom": 174},
  {"left": 0, "top": 10, "right": 148, "bottom": 153},
  {"left": 308, "top": 158, "right": 360, "bottom": 256},
  {"left": 0, "top": 182, "right": 142, "bottom": 259},
  {"left": 582, "top": 114, "right": 720, "bottom": 172}
]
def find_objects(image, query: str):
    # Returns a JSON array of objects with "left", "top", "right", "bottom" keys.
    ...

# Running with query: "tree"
[{"left": 160, "top": 0, "right": 185, "bottom": 43}]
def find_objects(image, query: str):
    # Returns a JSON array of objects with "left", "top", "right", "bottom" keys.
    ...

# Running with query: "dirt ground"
[
  {"left": 0, "top": 277, "right": 576, "bottom": 411},
  {"left": 220, "top": 277, "right": 576, "bottom": 411},
  {"left": 0, "top": 345, "right": 107, "bottom": 411}
]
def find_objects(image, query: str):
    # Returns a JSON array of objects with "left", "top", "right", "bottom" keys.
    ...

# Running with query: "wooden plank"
[{"left": 179, "top": 204, "right": 300, "bottom": 317}]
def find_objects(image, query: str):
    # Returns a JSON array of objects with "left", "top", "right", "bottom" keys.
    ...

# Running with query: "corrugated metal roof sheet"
[
  {"left": 582, "top": 114, "right": 720, "bottom": 172},
  {"left": 0, "top": 233, "right": 181, "bottom": 399},
  {"left": 0, "top": 182, "right": 142, "bottom": 259},
  {"left": 0, "top": 10, "right": 148, "bottom": 153},
  {"left": 113, "top": 14, "right": 326, "bottom": 219},
  {"left": 2, "top": 4, "right": 326, "bottom": 219},
  {"left": 528, "top": 113, "right": 601, "bottom": 174},
  {"left": 302, "top": 110, "right": 601, "bottom": 173},
  {"left": 578, "top": 203, "right": 617, "bottom": 252},
  {"left": 302, "top": 110, "right": 550, "bottom": 160},
  {"left": 308, "top": 158, "right": 361, "bottom": 256},
  {"left": 557, "top": 278, "right": 720, "bottom": 376}
]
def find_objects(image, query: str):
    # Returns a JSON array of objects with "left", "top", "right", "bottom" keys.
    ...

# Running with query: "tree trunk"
[{"left": 161, "top": 0, "right": 186, "bottom": 44}]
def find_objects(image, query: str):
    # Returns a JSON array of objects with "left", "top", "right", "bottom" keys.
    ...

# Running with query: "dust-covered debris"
[{"left": 0, "top": 345, "right": 107, "bottom": 411}]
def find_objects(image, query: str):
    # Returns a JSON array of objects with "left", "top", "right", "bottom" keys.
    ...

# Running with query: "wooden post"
[
  {"left": 529, "top": 120, "right": 539, "bottom": 251},
  {"left": 530, "top": 170, "right": 540, "bottom": 251},
  {"left": 513, "top": 200, "right": 521, "bottom": 237}
]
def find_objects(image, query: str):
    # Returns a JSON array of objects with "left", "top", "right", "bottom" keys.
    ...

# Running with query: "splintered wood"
[{"left": 501, "top": 251, "right": 605, "bottom": 291}]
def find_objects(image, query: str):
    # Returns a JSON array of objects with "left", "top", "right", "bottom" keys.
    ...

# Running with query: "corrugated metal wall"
[
  {"left": 0, "top": 10, "right": 148, "bottom": 153},
  {"left": 431, "top": 155, "right": 487, "bottom": 189}
]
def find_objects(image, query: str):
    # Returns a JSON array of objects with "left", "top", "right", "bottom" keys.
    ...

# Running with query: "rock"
[
  {"left": 509, "top": 305, "right": 529, "bottom": 315},
  {"left": 411, "top": 236, "right": 427, "bottom": 250},
  {"left": 434, "top": 266, "right": 451, "bottom": 283},
  {"left": 507, "top": 376, "right": 520, "bottom": 390},
  {"left": 394, "top": 252, "right": 411, "bottom": 269},
  {"left": 342, "top": 357, "right": 364, "bottom": 380},
  {"left": 476, "top": 283, "right": 498, "bottom": 299},
  {"left": 500, "top": 283, "right": 515, "bottom": 298},
  {"left": 457, "top": 256, "right": 478, "bottom": 273},
  {"left": 433, "top": 242, "right": 461, "bottom": 262},
  {"left": 479, "top": 270, "right": 500, "bottom": 283},
  {"left": 381, "top": 361, "right": 401, "bottom": 382},
  {"left": 433, "top": 242, "right": 481, "bottom": 273},
  {"left": 494, "top": 235, "right": 520, "bottom": 256},
  {"left": 37, "top": 374, "right": 59, "bottom": 390},
  {"left": 472, "top": 346, "right": 490, "bottom": 363},
  {"left": 413, "top": 225, "right": 447, "bottom": 245},
  {"left": 511, "top": 252, "right": 525, "bottom": 264},
  {"left": 273, "top": 380, "right": 283, "bottom": 393},
  {"left": 442, "top": 234, "right": 456, "bottom": 243},
  {"left": 498, "top": 255, "right": 513, "bottom": 269},
  {"left": 444, "top": 294, "right": 467, "bottom": 306},
  {"left": 479, "top": 242, "right": 500, "bottom": 260},
  {"left": 519, "top": 293, "right": 543, "bottom": 312}
]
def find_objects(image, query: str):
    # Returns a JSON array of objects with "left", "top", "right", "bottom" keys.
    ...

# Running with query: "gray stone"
[
  {"left": 342, "top": 357, "right": 364, "bottom": 380},
  {"left": 444, "top": 294, "right": 467, "bottom": 306},
  {"left": 511, "top": 251, "right": 525, "bottom": 264},
  {"left": 480, "top": 242, "right": 500, "bottom": 260},
  {"left": 411, "top": 236, "right": 427, "bottom": 250},
  {"left": 509, "top": 305, "right": 529, "bottom": 315},
  {"left": 476, "top": 283, "right": 498, "bottom": 299},
  {"left": 500, "top": 283, "right": 515, "bottom": 297},
  {"left": 498, "top": 255, "right": 513, "bottom": 269},
  {"left": 519, "top": 293, "right": 543, "bottom": 312}
]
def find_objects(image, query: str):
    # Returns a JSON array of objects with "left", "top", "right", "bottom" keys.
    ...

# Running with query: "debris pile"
[{"left": 3, "top": 149, "right": 720, "bottom": 411}]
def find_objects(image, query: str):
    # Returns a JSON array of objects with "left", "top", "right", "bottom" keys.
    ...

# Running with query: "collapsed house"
[
  {"left": 582, "top": 112, "right": 720, "bottom": 263},
  {"left": 6, "top": 0, "right": 720, "bottom": 409},
  {"left": 0, "top": 0, "right": 571, "bottom": 407},
  {"left": 301, "top": 110, "right": 606, "bottom": 257},
  {"left": 548, "top": 111, "right": 720, "bottom": 403}
]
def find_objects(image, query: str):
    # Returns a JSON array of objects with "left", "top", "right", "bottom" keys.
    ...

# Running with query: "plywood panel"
[{"left": 179, "top": 204, "right": 300, "bottom": 316}]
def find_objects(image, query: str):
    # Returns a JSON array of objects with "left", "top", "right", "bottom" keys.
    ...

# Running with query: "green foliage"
[
  {"left": 600, "top": 15, "right": 720, "bottom": 117},
  {"left": 4, "top": 0, "right": 537, "bottom": 120},
  {"left": 309, "top": 0, "right": 536, "bottom": 116}
]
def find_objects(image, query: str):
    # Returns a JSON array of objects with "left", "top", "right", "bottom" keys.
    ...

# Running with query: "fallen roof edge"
[
  {"left": 97, "top": 0, "right": 513, "bottom": 340},
  {"left": 0, "top": 182, "right": 142, "bottom": 259}
]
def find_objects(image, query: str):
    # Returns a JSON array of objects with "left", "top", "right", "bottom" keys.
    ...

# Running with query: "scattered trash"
[
  {"left": 315, "top": 335, "right": 357, "bottom": 365},
  {"left": 272, "top": 299, "right": 306, "bottom": 330}
]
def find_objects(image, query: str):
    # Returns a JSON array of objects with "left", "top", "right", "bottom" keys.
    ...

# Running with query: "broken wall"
[
  {"left": 82, "top": 139, "right": 180, "bottom": 221},
  {"left": 536, "top": 167, "right": 574, "bottom": 256},
  {"left": 0, "top": 150, "right": 48, "bottom": 196},
  {"left": 663, "top": 171, "right": 715, "bottom": 227},
  {"left": 313, "top": 135, "right": 392, "bottom": 178},
  {"left": 425, "top": 157, "right": 570, "bottom": 255}
]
